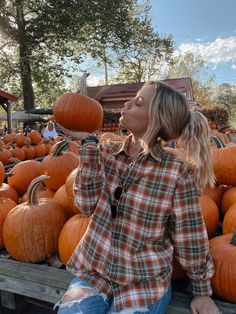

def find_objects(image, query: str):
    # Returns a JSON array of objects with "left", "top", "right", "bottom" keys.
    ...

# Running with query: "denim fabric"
[{"left": 56, "top": 276, "right": 172, "bottom": 314}]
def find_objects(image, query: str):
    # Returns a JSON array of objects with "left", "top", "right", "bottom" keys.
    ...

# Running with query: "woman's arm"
[
  {"left": 169, "top": 164, "right": 216, "bottom": 301},
  {"left": 57, "top": 126, "right": 105, "bottom": 216},
  {"left": 73, "top": 140, "right": 105, "bottom": 216}
]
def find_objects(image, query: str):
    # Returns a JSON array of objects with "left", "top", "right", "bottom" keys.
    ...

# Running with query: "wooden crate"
[{"left": 0, "top": 259, "right": 236, "bottom": 313}]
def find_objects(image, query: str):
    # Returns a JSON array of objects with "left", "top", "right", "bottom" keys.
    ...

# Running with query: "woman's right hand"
[{"left": 57, "top": 124, "right": 92, "bottom": 141}]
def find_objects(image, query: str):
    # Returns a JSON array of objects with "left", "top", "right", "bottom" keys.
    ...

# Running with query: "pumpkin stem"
[
  {"left": 230, "top": 229, "right": 236, "bottom": 245},
  {"left": 52, "top": 139, "right": 69, "bottom": 157},
  {"left": 209, "top": 136, "right": 225, "bottom": 148},
  {"left": 27, "top": 174, "right": 50, "bottom": 205},
  {"left": 9, "top": 157, "right": 21, "bottom": 164}
]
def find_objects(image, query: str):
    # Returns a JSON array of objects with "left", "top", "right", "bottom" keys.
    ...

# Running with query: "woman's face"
[
  {"left": 119, "top": 85, "right": 156, "bottom": 138},
  {"left": 48, "top": 123, "right": 53, "bottom": 130}
]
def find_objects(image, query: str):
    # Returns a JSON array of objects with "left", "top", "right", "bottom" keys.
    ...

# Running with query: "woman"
[
  {"left": 42, "top": 121, "right": 58, "bottom": 139},
  {"left": 56, "top": 81, "right": 219, "bottom": 314}
]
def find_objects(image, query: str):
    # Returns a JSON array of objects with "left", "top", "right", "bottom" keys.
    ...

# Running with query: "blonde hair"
[
  {"left": 139, "top": 81, "right": 215, "bottom": 192},
  {"left": 179, "top": 111, "right": 215, "bottom": 192}
]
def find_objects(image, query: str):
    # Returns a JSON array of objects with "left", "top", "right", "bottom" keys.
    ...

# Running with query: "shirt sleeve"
[
  {"left": 73, "top": 142, "right": 105, "bottom": 216},
  {"left": 169, "top": 164, "right": 215, "bottom": 296}
]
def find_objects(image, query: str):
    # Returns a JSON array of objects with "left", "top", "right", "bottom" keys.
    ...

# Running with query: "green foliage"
[
  {"left": 213, "top": 83, "right": 236, "bottom": 127},
  {"left": 0, "top": 0, "right": 139, "bottom": 109},
  {"left": 103, "top": 110, "right": 121, "bottom": 123},
  {"left": 109, "top": 2, "right": 174, "bottom": 83},
  {"left": 198, "top": 104, "right": 229, "bottom": 126},
  {"left": 165, "top": 52, "right": 216, "bottom": 106}
]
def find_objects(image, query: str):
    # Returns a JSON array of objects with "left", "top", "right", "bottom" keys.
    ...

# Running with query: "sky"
[{"left": 150, "top": 0, "right": 236, "bottom": 85}]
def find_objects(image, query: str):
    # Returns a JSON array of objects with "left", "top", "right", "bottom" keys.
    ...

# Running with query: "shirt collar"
[{"left": 111, "top": 134, "right": 163, "bottom": 162}]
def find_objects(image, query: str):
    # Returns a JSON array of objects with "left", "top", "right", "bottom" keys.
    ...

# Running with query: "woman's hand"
[
  {"left": 57, "top": 124, "right": 91, "bottom": 141},
  {"left": 191, "top": 296, "right": 221, "bottom": 314}
]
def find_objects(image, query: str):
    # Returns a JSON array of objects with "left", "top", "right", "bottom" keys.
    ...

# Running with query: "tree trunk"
[{"left": 16, "top": 0, "right": 35, "bottom": 111}]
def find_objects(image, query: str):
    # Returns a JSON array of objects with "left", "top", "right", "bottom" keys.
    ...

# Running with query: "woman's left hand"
[
  {"left": 190, "top": 296, "right": 221, "bottom": 314},
  {"left": 57, "top": 124, "right": 91, "bottom": 141}
]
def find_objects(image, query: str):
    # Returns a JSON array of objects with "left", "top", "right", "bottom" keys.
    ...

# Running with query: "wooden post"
[
  {"left": 6, "top": 101, "right": 12, "bottom": 133},
  {"left": 79, "top": 71, "right": 90, "bottom": 96}
]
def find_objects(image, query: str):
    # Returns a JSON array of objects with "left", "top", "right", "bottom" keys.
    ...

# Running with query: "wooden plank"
[
  {"left": 0, "top": 291, "right": 27, "bottom": 312},
  {"left": 0, "top": 259, "right": 73, "bottom": 289},
  {"left": 1, "top": 291, "right": 16, "bottom": 309},
  {"left": 0, "top": 275, "right": 66, "bottom": 304},
  {"left": 0, "top": 258, "right": 236, "bottom": 314},
  {"left": 167, "top": 291, "right": 236, "bottom": 314},
  {"left": 0, "top": 259, "right": 73, "bottom": 304}
]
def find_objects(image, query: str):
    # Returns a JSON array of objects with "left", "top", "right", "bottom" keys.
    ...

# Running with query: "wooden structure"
[
  {"left": 0, "top": 90, "right": 18, "bottom": 134},
  {"left": 27, "top": 77, "right": 197, "bottom": 117},
  {"left": 0, "top": 258, "right": 235, "bottom": 313},
  {"left": 87, "top": 78, "right": 197, "bottom": 112}
]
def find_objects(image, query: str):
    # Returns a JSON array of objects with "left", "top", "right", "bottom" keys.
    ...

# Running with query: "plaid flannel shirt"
[{"left": 67, "top": 136, "right": 214, "bottom": 311}]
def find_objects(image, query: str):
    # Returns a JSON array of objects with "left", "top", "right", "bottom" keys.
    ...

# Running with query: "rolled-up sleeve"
[
  {"left": 169, "top": 166, "right": 215, "bottom": 296},
  {"left": 73, "top": 142, "right": 105, "bottom": 216}
]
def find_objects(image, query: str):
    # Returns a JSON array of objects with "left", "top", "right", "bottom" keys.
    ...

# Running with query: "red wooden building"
[
  {"left": 0, "top": 90, "right": 18, "bottom": 133},
  {"left": 87, "top": 78, "right": 196, "bottom": 112}
]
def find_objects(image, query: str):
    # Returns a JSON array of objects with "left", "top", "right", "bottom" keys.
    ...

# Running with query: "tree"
[
  {"left": 215, "top": 83, "right": 236, "bottom": 125},
  {"left": 215, "top": 83, "right": 236, "bottom": 112},
  {"left": 0, "top": 0, "right": 138, "bottom": 109},
  {"left": 165, "top": 52, "right": 215, "bottom": 106},
  {"left": 92, "top": 2, "right": 174, "bottom": 84}
]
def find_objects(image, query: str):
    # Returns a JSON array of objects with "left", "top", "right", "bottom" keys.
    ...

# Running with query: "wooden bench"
[{"left": 0, "top": 259, "right": 235, "bottom": 313}]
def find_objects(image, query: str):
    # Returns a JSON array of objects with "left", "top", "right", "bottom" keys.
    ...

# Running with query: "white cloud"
[
  {"left": 232, "top": 64, "right": 236, "bottom": 70},
  {"left": 178, "top": 36, "right": 236, "bottom": 65}
]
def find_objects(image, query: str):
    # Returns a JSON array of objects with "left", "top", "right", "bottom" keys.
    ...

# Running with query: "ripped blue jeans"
[{"left": 55, "top": 276, "right": 172, "bottom": 314}]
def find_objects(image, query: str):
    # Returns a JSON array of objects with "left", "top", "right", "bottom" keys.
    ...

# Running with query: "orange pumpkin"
[
  {"left": 33, "top": 143, "right": 47, "bottom": 157},
  {"left": 28, "top": 130, "right": 42, "bottom": 145},
  {"left": 53, "top": 92, "right": 103, "bottom": 132},
  {"left": 222, "top": 205, "right": 236, "bottom": 234},
  {"left": 221, "top": 186, "right": 236, "bottom": 216},
  {"left": 209, "top": 231, "right": 236, "bottom": 302},
  {"left": 53, "top": 184, "right": 79, "bottom": 215},
  {"left": 15, "top": 133, "right": 27, "bottom": 147},
  {"left": 40, "top": 140, "right": 80, "bottom": 190},
  {"left": 20, "top": 183, "right": 55, "bottom": 203},
  {"left": 0, "top": 197, "right": 17, "bottom": 248},
  {"left": 3, "top": 175, "right": 68, "bottom": 262},
  {"left": 2, "top": 133, "right": 17, "bottom": 144},
  {"left": 0, "top": 183, "right": 18, "bottom": 203},
  {"left": 209, "top": 130, "right": 230, "bottom": 145},
  {"left": 64, "top": 168, "right": 81, "bottom": 214},
  {"left": 7, "top": 160, "right": 41, "bottom": 195},
  {"left": 49, "top": 139, "right": 80, "bottom": 155},
  {"left": 22, "top": 143, "right": 35, "bottom": 160},
  {"left": 199, "top": 194, "right": 219, "bottom": 238},
  {"left": 65, "top": 168, "right": 78, "bottom": 201},
  {"left": 203, "top": 185, "right": 227, "bottom": 208},
  {"left": 0, "top": 161, "right": 5, "bottom": 186},
  {"left": 210, "top": 136, "right": 236, "bottom": 185},
  {"left": 58, "top": 214, "right": 91, "bottom": 264},
  {"left": 9, "top": 145, "right": 25, "bottom": 161},
  {"left": 0, "top": 147, "right": 12, "bottom": 165}
]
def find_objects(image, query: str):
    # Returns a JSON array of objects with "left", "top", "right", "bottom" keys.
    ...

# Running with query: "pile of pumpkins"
[
  {"left": 0, "top": 91, "right": 236, "bottom": 305},
  {"left": 0, "top": 130, "right": 57, "bottom": 165}
]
